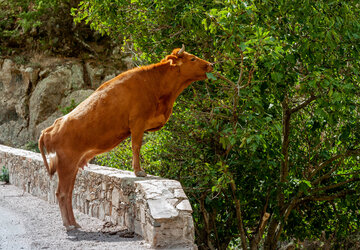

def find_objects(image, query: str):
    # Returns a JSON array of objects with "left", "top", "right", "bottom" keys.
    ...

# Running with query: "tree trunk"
[{"left": 264, "top": 218, "right": 280, "bottom": 250}]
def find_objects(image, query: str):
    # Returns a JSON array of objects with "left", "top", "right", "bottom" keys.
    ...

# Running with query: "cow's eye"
[{"left": 191, "top": 57, "right": 196, "bottom": 61}]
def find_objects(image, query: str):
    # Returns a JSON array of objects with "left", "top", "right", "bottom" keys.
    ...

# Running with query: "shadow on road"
[{"left": 66, "top": 227, "right": 142, "bottom": 243}]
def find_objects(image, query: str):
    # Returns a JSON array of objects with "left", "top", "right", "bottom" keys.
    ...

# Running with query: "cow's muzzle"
[{"left": 207, "top": 63, "right": 214, "bottom": 72}]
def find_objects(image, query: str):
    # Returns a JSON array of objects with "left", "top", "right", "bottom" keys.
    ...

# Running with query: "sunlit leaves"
[{"left": 74, "top": 0, "right": 360, "bottom": 247}]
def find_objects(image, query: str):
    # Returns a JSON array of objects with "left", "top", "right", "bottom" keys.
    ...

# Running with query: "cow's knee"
[{"left": 56, "top": 191, "right": 66, "bottom": 201}]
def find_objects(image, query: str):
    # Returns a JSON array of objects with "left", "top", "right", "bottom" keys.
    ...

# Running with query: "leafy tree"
[
  {"left": 76, "top": 0, "right": 360, "bottom": 249},
  {"left": 0, "top": 0, "right": 103, "bottom": 56}
]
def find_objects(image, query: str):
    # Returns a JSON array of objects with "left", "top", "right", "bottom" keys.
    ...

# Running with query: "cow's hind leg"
[
  {"left": 65, "top": 171, "right": 81, "bottom": 229},
  {"left": 56, "top": 159, "right": 79, "bottom": 231}
]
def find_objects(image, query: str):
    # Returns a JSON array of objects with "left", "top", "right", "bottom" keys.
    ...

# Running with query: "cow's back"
[{"left": 49, "top": 71, "right": 155, "bottom": 153}]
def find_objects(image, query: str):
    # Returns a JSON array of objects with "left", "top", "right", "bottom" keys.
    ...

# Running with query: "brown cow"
[{"left": 38, "top": 45, "right": 213, "bottom": 230}]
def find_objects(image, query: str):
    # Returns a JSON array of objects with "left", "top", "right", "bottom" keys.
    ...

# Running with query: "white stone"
[
  {"left": 105, "top": 216, "right": 111, "bottom": 222},
  {"left": 174, "top": 188, "right": 187, "bottom": 198},
  {"left": 136, "top": 182, "right": 162, "bottom": 199},
  {"left": 140, "top": 205, "right": 146, "bottom": 224},
  {"left": 134, "top": 219, "right": 142, "bottom": 235},
  {"left": 102, "top": 182, "right": 107, "bottom": 191},
  {"left": 161, "top": 188, "right": 174, "bottom": 199},
  {"left": 176, "top": 200, "right": 193, "bottom": 213},
  {"left": 112, "top": 187, "right": 120, "bottom": 208},
  {"left": 104, "top": 201, "right": 111, "bottom": 216},
  {"left": 91, "top": 205, "right": 99, "bottom": 217},
  {"left": 99, "top": 203, "right": 105, "bottom": 220},
  {"left": 160, "top": 180, "right": 182, "bottom": 189},
  {"left": 111, "top": 207, "right": 118, "bottom": 224},
  {"left": 147, "top": 198, "right": 179, "bottom": 219},
  {"left": 167, "top": 198, "right": 179, "bottom": 207}
]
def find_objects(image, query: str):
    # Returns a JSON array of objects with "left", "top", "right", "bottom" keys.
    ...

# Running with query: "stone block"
[
  {"left": 176, "top": 200, "right": 193, "bottom": 213},
  {"left": 112, "top": 187, "right": 120, "bottom": 208},
  {"left": 174, "top": 188, "right": 188, "bottom": 198},
  {"left": 99, "top": 203, "right": 105, "bottom": 220},
  {"left": 110, "top": 207, "right": 118, "bottom": 224},
  {"left": 147, "top": 198, "right": 179, "bottom": 220},
  {"left": 140, "top": 206, "right": 146, "bottom": 224}
]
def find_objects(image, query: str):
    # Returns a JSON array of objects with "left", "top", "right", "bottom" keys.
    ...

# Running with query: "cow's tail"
[{"left": 38, "top": 132, "right": 56, "bottom": 178}]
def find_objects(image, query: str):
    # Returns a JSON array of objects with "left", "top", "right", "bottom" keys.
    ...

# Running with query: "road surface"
[{"left": 0, "top": 183, "right": 148, "bottom": 250}]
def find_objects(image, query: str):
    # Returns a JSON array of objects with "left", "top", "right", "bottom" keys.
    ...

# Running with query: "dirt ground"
[{"left": 0, "top": 183, "right": 149, "bottom": 250}]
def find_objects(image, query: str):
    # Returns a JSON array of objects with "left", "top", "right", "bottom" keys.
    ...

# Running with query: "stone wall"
[{"left": 0, "top": 144, "right": 196, "bottom": 249}]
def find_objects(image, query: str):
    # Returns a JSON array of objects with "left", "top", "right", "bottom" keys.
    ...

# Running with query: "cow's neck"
[
  {"left": 147, "top": 62, "right": 192, "bottom": 101},
  {"left": 144, "top": 62, "right": 193, "bottom": 120}
]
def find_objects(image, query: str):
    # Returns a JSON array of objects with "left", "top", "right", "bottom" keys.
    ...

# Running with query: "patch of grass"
[
  {"left": 0, "top": 166, "right": 9, "bottom": 183},
  {"left": 25, "top": 141, "right": 40, "bottom": 153},
  {"left": 59, "top": 99, "right": 78, "bottom": 115},
  {"left": 13, "top": 55, "right": 28, "bottom": 65}
]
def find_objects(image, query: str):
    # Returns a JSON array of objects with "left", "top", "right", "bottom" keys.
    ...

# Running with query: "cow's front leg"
[
  {"left": 130, "top": 126, "right": 147, "bottom": 177},
  {"left": 56, "top": 160, "right": 80, "bottom": 231}
]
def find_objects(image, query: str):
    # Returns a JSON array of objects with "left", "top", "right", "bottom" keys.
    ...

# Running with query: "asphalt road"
[{"left": 0, "top": 183, "right": 148, "bottom": 250}]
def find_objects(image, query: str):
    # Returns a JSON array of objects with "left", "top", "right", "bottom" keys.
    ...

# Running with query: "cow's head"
[{"left": 163, "top": 45, "right": 214, "bottom": 81}]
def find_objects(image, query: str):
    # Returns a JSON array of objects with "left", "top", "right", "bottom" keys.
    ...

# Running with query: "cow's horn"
[{"left": 177, "top": 44, "right": 185, "bottom": 55}]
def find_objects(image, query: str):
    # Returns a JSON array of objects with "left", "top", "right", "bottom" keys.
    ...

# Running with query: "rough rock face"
[
  {"left": 29, "top": 66, "right": 71, "bottom": 130},
  {"left": 0, "top": 59, "right": 33, "bottom": 146},
  {"left": 0, "top": 57, "right": 125, "bottom": 148}
]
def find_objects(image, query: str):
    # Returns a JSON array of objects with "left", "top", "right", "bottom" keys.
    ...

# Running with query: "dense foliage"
[
  {"left": 2, "top": 0, "right": 360, "bottom": 249},
  {"left": 0, "top": 0, "right": 109, "bottom": 56},
  {"left": 76, "top": 1, "right": 360, "bottom": 249}
]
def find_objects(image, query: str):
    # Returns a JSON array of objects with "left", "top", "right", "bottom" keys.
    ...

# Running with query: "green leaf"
[
  {"left": 240, "top": 42, "right": 247, "bottom": 52},
  {"left": 206, "top": 72, "right": 217, "bottom": 80},
  {"left": 271, "top": 72, "right": 283, "bottom": 82}
]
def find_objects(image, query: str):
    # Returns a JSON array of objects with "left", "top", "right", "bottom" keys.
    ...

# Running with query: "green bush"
[
  {"left": 87, "top": 1, "right": 360, "bottom": 249},
  {"left": 0, "top": 0, "right": 103, "bottom": 56},
  {"left": 25, "top": 141, "right": 40, "bottom": 153},
  {"left": 0, "top": 166, "right": 9, "bottom": 183},
  {"left": 59, "top": 99, "right": 79, "bottom": 115}
]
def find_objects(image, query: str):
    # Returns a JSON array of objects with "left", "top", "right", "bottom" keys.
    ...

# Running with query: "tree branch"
[
  {"left": 229, "top": 178, "right": 248, "bottom": 249},
  {"left": 332, "top": 171, "right": 360, "bottom": 177},
  {"left": 299, "top": 190, "right": 355, "bottom": 203},
  {"left": 311, "top": 177, "right": 360, "bottom": 194},
  {"left": 251, "top": 212, "right": 270, "bottom": 250},
  {"left": 311, "top": 162, "right": 342, "bottom": 186},
  {"left": 199, "top": 193, "right": 216, "bottom": 250},
  {"left": 309, "top": 148, "right": 360, "bottom": 182},
  {"left": 308, "top": 154, "right": 342, "bottom": 180},
  {"left": 279, "top": 95, "right": 291, "bottom": 209},
  {"left": 250, "top": 188, "right": 271, "bottom": 249},
  {"left": 213, "top": 72, "right": 237, "bottom": 89},
  {"left": 290, "top": 94, "right": 317, "bottom": 114},
  {"left": 236, "top": 51, "right": 244, "bottom": 89},
  {"left": 212, "top": 72, "right": 251, "bottom": 92}
]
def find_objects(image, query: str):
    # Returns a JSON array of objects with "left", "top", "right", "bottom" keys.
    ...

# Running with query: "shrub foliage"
[{"left": 80, "top": 1, "right": 360, "bottom": 248}]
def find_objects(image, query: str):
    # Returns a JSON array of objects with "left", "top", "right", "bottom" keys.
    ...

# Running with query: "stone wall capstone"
[{"left": 0, "top": 144, "right": 196, "bottom": 249}]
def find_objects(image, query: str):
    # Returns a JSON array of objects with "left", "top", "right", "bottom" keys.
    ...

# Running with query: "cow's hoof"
[
  {"left": 135, "top": 170, "right": 147, "bottom": 177},
  {"left": 65, "top": 225, "right": 76, "bottom": 231},
  {"left": 75, "top": 223, "right": 82, "bottom": 228}
]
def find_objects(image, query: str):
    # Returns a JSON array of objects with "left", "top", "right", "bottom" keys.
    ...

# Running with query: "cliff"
[{"left": 0, "top": 55, "right": 130, "bottom": 148}]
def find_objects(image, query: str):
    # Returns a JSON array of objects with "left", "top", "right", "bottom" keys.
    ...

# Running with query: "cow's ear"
[
  {"left": 165, "top": 55, "right": 179, "bottom": 65},
  {"left": 171, "top": 48, "right": 180, "bottom": 55}
]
